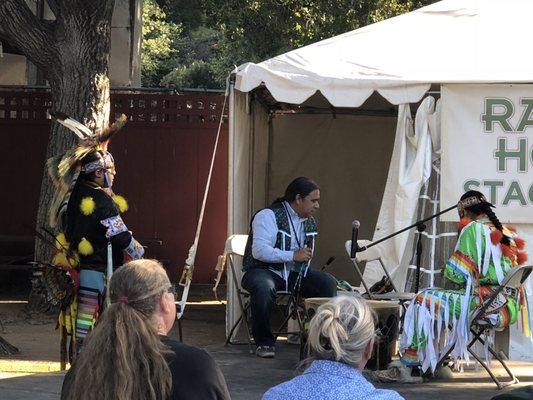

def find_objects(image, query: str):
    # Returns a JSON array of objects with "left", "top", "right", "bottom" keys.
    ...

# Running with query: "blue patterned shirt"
[{"left": 262, "top": 360, "right": 404, "bottom": 400}]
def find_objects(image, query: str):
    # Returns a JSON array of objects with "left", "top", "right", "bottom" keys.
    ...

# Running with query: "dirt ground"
[{"left": 0, "top": 284, "right": 226, "bottom": 364}]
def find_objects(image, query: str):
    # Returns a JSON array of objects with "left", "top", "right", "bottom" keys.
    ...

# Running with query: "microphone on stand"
[
  {"left": 321, "top": 256, "right": 336, "bottom": 271},
  {"left": 350, "top": 220, "right": 360, "bottom": 258}
]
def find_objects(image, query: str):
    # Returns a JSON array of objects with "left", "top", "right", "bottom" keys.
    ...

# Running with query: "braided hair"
[{"left": 460, "top": 190, "right": 510, "bottom": 246}]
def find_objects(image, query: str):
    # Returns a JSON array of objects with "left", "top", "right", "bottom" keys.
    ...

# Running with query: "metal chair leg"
[
  {"left": 274, "top": 292, "right": 303, "bottom": 337},
  {"left": 226, "top": 257, "right": 254, "bottom": 353},
  {"left": 467, "top": 328, "right": 519, "bottom": 389},
  {"left": 225, "top": 314, "right": 243, "bottom": 345},
  {"left": 225, "top": 299, "right": 254, "bottom": 353},
  {"left": 178, "top": 318, "right": 183, "bottom": 342}
]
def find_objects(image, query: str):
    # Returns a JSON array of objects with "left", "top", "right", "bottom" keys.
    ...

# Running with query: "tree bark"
[{"left": 0, "top": 0, "right": 115, "bottom": 311}]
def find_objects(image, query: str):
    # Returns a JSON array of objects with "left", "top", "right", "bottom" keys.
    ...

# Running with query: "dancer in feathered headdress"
[
  {"left": 400, "top": 190, "right": 528, "bottom": 373},
  {"left": 47, "top": 112, "right": 144, "bottom": 359}
]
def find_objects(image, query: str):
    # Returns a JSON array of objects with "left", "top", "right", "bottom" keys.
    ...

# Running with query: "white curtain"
[
  {"left": 363, "top": 97, "right": 436, "bottom": 290},
  {"left": 404, "top": 99, "right": 460, "bottom": 291}
]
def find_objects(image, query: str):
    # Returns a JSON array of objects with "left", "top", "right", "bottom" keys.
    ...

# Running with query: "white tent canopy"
[
  {"left": 227, "top": 0, "right": 533, "bottom": 360},
  {"left": 235, "top": 0, "right": 533, "bottom": 107}
]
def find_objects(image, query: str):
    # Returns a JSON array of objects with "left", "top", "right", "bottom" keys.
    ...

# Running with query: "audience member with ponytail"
[
  {"left": 262, "top": 295, "right": 404, "bottom": 400},
  {"left": 401, "top": 190, "right": 528, "bottom": 373},
  {"left": 61, "top": 259, "right": 230, "bottom": 400}
]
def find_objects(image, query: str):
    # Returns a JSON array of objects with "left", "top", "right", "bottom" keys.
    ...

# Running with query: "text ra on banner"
[{"left": 441, "top": 84, "right": 533, "bottom": 223}]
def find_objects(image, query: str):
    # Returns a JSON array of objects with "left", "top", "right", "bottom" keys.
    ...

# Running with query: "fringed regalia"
[
  {"left": 46, "top": 112, "right": 144, "bottom": 363},
  {"left": 400, "top": 216, "right": 529, "bottom": 372}
]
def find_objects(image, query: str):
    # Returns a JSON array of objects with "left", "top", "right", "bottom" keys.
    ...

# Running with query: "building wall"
[
  {"left": 0, "top": 54, "right": 27, "bottom": 85},
  {"left": 0, "top": 0, "right": 142, "bottom": 87}
]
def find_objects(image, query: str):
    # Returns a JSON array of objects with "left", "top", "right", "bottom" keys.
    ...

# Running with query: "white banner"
[{"left": 441, "top": 84, "right": 533, "bottom": 223}]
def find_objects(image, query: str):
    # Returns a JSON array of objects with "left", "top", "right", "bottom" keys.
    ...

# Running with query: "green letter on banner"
[
  {"left": 494, "top": 138, "right": 527, "bottom": 172},
  {"left": 482, "top": 98, "right": 514, "bottom": 132},
  {"left": 463, "top": 180, "right": 480, "bottom": 191},
  {"left": 483, "top": 180, "right": 504, "bottom": 204},
  {"left": 517, "top": 99, "right": 533, "bottom": 132},
  {"left": 503, "top": 182, "right": 527, "bottom": 206}
]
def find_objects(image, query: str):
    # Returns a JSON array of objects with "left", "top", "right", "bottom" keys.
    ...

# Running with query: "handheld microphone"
[
  {"left": 321, "top": 256, "right": 336, "bottom": 271},
  {"left": 350, "top": 220, "right": 360, "bottom": 258}
]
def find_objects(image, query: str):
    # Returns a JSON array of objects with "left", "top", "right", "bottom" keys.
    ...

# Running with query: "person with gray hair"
[
  {"left": 61, "top": 259, "right": 230, "bottom": 400},
  {"left": 262, "top": 295, "right": 404, "bottom": 400}
]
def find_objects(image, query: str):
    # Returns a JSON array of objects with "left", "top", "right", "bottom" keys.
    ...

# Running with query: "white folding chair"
[
  {"left": 345, "top": 239, "right": 414, "bottom": 303},
  {"left": 224, "top": 235, "right": 254, "bottom": 351}
]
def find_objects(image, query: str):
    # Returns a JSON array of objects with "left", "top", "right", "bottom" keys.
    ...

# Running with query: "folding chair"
[
  {"left": 437, "top": 264, "right": 533, "bottom": 389},
  {"left": 345, "top": 240, "right": 415, "bottom": 305},
  {"left": 224, "top": 235, "right": 254, "bottom": 353},
  {"left": 224, "top": 234, "right": 303, "bottom": 353}
]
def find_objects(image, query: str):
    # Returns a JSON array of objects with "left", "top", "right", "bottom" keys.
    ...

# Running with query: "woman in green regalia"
[{"left": 400, "top": 190, "right": 528, "bottom": 372}]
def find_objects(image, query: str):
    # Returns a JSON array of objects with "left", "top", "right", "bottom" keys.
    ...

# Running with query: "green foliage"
[
  {"left": 142, "top": 0, "right": 437, "bottom": 89},
  {"left": 161, "top": 60, "right": 219, "bottom": 89},
  {"left": 141, "top": 0, "right": 183, "bottom": 86}
]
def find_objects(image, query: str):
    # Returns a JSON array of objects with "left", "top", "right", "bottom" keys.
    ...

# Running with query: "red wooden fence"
[{"left": 0, "top": 89, "right": 228, "bottom": 283}]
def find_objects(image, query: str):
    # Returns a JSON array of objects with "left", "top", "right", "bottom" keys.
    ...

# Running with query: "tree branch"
[
  {"left": 0, "top": 0, "right": 56, "bottom": 71},
  {"left": 53, "top": 0, "right": 115, "bottom": 20}
]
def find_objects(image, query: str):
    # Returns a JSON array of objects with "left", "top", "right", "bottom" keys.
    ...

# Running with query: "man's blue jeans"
[{"left": 241, "top": 268, "right": 337, "bottom": 347}]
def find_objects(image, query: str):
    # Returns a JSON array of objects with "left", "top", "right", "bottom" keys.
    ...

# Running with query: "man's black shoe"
[{"left": 255, "top": 345, "right": 275, "bottom": 358}]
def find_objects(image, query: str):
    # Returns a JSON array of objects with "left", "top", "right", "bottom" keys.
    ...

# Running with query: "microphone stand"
[
  {"left": 276, "top": 262, "right": 307, "bottom": 346},
  {"left": 355, "top": 204, "right": 456, "bottom": 293},
  {"left": 414, "top": 223, "right": 426, "bottom": 293}
]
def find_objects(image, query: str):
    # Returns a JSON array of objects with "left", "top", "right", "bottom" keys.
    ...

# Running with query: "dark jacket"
[
  {"left": 64, "top": 180, "right": 138, "bottom": 271},
  {"left": 162, "top": 336, "right": 231, "bottom": 400},
  {"left": 61, "top": 335, "right": 231, "bottom": 400},
  {"left": 242, "top": 201, "right": 317, "bottom": 272}
]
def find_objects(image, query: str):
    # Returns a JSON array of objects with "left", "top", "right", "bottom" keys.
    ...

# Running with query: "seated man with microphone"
[{"left": 241, "top": 177, "right": 338, "bottom": 358}]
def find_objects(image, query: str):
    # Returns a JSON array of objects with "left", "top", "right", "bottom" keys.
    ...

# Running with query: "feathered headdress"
[{"left": 47, "top": 112, "right": 128, "bottom": 227}]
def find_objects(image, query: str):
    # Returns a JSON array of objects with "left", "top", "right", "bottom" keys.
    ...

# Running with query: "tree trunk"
[
  {"left": 30, "top": 5, "right": 114, "bottom": 312},
  {"left": 0, "top": 0, "right": 115, "bottom": 312}
]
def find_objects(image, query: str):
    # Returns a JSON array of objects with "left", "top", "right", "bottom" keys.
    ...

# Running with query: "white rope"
[{"left": 177, "top": 84, "right": 229, "bottom": 319}]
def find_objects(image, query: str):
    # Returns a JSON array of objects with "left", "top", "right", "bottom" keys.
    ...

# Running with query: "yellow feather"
[
  {"left": 52, "top": 251, "right": 70, "bottom": 268},
  {"left": 80, "top": 197, "right": 96, "bottom": 215},
  {"left": 78, "top": 238, "right": 94, "bottom": 255},
  {"left": 112, "top": 194, "right": 129, "bottom": 213},
  {"left": 55, "top": 233, "right": 70, "bottom": 250}
]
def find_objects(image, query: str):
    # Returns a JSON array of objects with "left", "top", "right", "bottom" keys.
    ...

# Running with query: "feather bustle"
[
  {"left": 517, "top": 252, "right": 528, "bottom": 265},
  {"left": 515, "top": 237, "right": 526, "bottom": 250},
  {"left": 95, "top": 114, "right": 127, "bottom": 149},
  {"left": 501, "top": 245, "right": 514, "bottom": 259},
  {"left": 490, "top": 230, "right": 503, "bottom": 245},
  {"left": 46, "top": 112, "right": 128, "bottom": 227}
]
